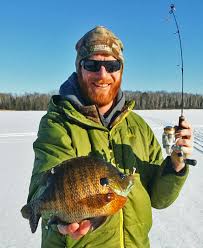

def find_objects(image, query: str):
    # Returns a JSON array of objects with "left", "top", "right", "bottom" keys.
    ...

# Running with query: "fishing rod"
[
  {"left": 169, "top": 4, "right": 184, "bottom": 117},
  {"left": 162, "top": 4, "right": 197, "bottom": 166}
]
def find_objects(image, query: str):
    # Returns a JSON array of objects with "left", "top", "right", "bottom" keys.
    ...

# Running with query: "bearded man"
[{"left": 26, "top": 26, "right": 193, "bottom": 248}]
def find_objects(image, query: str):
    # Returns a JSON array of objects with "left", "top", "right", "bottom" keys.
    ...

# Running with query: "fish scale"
[{"left": 21, "top": 156, "right": 134, "bottom": 233}]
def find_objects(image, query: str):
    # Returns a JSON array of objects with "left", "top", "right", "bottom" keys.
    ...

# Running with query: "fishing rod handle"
[
  {"left": 178, "top": 115, "right": 197, "bottom": 166},
  {"left": 178, "top": 115, "right": 185, "bottom": 128}
]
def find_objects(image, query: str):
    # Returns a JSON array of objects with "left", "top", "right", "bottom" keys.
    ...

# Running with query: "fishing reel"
[
  {"left": 162, "top": 126, "right": 176, "bottom": 155},
  {"left": 162, "top": 116, "right": 197, "bottom": 166}
]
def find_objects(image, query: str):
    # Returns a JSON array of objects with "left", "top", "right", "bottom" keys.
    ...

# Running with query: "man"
[{"left": 27, "top": 26, "right": 193, "bottom": 247}]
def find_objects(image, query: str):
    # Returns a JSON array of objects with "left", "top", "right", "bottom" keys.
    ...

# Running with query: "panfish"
[{"left": 21, "top": 156, "right": 134, "bottom": 233}]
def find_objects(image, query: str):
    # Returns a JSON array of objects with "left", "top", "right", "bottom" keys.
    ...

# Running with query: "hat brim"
[{"left": 85, "top": 50, "right": 118, "bottom": 59}]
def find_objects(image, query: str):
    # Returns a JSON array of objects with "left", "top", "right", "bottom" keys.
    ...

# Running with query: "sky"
[{"left": 0, "top": 0, "right": 202, "bottom": 95}]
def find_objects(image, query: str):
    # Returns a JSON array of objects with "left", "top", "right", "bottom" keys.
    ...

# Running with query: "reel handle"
[{"left": 184, "top": 159, "right": 197, "bottom": 166}]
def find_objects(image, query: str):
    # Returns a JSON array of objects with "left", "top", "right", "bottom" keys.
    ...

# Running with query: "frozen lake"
[{"left": 0, "top": 110, "right": 202, "bottom": 248}]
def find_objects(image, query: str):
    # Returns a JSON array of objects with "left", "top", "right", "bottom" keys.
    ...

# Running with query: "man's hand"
[
  {"left": 171, "top": 118, "right": 193, "bottom": 172},
  {"left": 57, "top": 220, "right": 92, "bottom": 240}
]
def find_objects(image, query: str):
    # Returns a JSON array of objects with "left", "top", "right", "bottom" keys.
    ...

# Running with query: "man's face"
[{"left": 78, "top": 54, "right": 122, "bottom": 109}]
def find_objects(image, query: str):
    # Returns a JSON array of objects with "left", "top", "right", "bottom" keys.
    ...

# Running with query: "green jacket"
[{"left": 27, "top": 95, "right": 189, "bottom": 248}]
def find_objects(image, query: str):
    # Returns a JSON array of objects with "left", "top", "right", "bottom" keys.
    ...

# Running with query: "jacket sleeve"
[
  {"left": 27, "top": 111, "right": 76, "bottom": 203},
  {"left": 146, "top": 125, "right": 189, "bottom": 209}
]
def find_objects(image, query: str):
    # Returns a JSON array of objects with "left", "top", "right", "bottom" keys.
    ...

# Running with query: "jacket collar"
[{"left": 49, "top": 95, "right": 135, "bottom": 130}]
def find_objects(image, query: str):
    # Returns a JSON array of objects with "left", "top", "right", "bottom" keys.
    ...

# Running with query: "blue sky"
[{"left": 0, "top": 0, "right": 202, "bottom": 94}]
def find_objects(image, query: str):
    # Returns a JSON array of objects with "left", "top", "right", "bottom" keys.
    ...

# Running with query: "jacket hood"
[
  {"left": 59, "top": 72, "right": 86, "bottom": 107},
  {"left": 49, "top": 95, "right": 135, "bottom": 130}
]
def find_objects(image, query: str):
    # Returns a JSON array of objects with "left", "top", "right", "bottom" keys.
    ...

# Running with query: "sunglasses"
[{"left": 80, "top": 59, "right": 122, "bottom": 73}]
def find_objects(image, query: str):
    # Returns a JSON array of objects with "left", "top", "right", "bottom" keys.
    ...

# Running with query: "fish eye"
[
  {"left": 119, "top": 173, "right": 126, "bottom": 180},
  {"left": 100, "top": 177, "right": 109, "bottom": 186}
]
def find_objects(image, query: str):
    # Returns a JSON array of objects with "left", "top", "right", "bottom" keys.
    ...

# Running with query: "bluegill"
[{"left": 21, "top": 156, "right": 134, "bottom": 233}]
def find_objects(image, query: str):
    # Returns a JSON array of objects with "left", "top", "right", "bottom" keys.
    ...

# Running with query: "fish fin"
[
  {"left": 29, "top": 213, "right": 41, "bottom": 233},
  {"left": 40, "top": 170, "right": 52, "bottom": 186},
  {"left": 89, "top": 216, "right": 107, "bottom": 230},
  {"left": 21, "top": 202, "right": 41, "bottom": 233},
  {"left": 21, "top": 204, "right": 32, "bottom": 219},
  {"left": 79, "top": 192, "right": 116, "bottom": 208},
  {"left": 47, "top": 216, "right": 68, "bottom": 226}
]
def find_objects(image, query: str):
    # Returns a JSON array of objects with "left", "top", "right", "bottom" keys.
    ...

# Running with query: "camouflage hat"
[{"left": 75, "top": 26, "right": 124, "bottom": 71}]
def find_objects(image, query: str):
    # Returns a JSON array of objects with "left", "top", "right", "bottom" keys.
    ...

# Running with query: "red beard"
[{"left": 77, "top": 71, "right": 122, "bottom": 107}]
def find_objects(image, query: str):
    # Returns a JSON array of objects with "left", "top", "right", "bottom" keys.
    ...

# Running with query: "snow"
[
  {"left": 136, "top": 110, "right": 203, "bottom": 248},
  {"left": 0, "top": 110, "right": 202, "bottom": 248}
]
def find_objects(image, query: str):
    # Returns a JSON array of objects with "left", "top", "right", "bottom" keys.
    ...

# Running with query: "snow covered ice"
[{"left": 0, "top": 110, "right": 202, "bottom": 248}]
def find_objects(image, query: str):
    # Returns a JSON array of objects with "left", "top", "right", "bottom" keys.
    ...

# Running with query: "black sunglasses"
[{"left": 80, "top": 59, "right": 122, "bottom": 73}]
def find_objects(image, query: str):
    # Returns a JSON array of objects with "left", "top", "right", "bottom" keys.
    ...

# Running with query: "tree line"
[
  {"left": 0, "top": 91, "right": 202, "bottom": 110},
  {"left": 0, "top": 93, "right": 51, "bottom": 110},
  {"left": 124, "top": 91, "right": 203, "bottom": 109}
]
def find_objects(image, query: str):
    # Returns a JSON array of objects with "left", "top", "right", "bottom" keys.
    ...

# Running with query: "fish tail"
[{"left": 21, "top": 202, "right": 41, "bottom": 233}]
